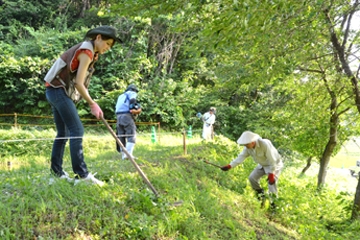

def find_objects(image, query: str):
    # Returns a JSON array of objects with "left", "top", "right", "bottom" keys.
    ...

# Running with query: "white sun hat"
[{"left": 237, "top": 131, "right": 261, "bottom": 145}]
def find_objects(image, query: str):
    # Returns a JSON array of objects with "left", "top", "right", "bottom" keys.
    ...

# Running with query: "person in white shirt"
[
  {"left": 201, "top": 107, "right": 216, "bottom": 140},
  {"left": 221, "top": 131, "right": 283, "bottom": 207}
]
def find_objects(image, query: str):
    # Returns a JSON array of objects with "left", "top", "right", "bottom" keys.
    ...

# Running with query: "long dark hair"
[{"left": 90, "top": 34, "right": 116, "bottom": 47}]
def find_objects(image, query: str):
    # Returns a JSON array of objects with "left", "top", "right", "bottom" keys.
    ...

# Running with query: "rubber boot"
[
  {"left": 121, "top": 149, "right": 125, "bottom": 159},
  {"left": 269, "top": 192, "right": 277, "bottom": 210},
  {"left": 123, "top": 142, "right": 135, "bottom": 160},
  {"left": 255, "top": 189, "right": 265, "bottom": 200},
  {"left": 255, "top": 189, "right": 266, "bottom": 208},
  {"left": 116, "top": 141, "right": 121, "bottom": 153}
]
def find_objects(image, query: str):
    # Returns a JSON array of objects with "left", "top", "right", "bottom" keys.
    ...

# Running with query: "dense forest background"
[{"left": 1, "top": 0, "right": 360, "bottom": 217}]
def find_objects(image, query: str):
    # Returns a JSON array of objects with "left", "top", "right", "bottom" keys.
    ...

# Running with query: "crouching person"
[
  {"left": 115, "top": 84, "right": 142, "bottom": 159},
  {"left": 221, "top": 131, "right": 283, "bottom": 208}
]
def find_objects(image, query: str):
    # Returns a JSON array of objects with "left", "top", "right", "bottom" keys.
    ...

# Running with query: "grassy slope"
[{"left": 0, "top": 128, "right": 359, "bottom": 239}]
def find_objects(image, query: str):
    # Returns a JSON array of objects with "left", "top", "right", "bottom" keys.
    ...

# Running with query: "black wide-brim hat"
[{"left": 85, "top": 25, "right": 122, "bottom": 43}]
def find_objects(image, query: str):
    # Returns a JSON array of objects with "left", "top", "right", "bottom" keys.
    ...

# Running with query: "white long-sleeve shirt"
[
  {"left": 202, "top": 112, "right": 215, "bottom": 125},
  {"left": 230, "top": 138, "right": 283, "bottom": 173}
]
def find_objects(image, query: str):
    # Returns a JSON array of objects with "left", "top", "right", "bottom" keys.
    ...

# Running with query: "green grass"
[
  {"left": 0, "top": 128, "right": 359, "bottom": 239},
  {"left": 330, "top": 138, "right": 360, "bottom": 168}
]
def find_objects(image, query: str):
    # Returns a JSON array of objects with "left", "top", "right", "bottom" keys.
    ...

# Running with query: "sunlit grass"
[
  {"left": 330, "top": 138, "right": 360, "bottom": 168},
  {"left": 0, "top": 128, "right": 359, "bottom": 239}
]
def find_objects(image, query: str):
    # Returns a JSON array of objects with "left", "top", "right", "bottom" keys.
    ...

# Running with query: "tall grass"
[{"left": 0, "top": 128, "right": 359, "bottom": 239}]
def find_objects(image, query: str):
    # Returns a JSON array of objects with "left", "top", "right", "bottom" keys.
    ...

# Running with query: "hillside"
[{"left": 0, "top": 128, "right": 359, "bottom": 239}]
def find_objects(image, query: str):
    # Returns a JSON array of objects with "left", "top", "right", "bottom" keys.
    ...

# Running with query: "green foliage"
[
  {"left": 0, "top": 54, "right": 51, "bottom": 114},
  {"left": 15, "top": 26, "right": 85, "bottom": 58},
  {"left": 0, "top": 0, "right": 113, "bottom": 42},
  {"left": 0, "top": 0, "right": 59, "bottom": 33},
  {"left": 0, "top": 128, "right": 53, "bottom": 157}
]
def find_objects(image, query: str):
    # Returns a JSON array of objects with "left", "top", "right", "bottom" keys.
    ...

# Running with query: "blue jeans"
[{"left": 46, "top": 87, "right": 88, "bottom": 178}]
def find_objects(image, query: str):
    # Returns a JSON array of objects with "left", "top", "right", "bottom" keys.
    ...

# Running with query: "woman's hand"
[{"left": 90, "top": 102, "right": 103, "bottom": 119}]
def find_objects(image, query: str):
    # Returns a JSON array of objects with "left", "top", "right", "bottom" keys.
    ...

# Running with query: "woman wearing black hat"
[{"left": 44, "top": 26, "right": 121, "bottom": 186}]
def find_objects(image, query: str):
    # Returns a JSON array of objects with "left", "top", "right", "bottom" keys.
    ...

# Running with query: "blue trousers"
[{"left": 46, "top": 87, "right": 88, "bottom": 178}]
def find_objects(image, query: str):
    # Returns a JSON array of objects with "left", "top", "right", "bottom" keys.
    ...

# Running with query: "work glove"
[
  {"left": 90, "top": 102, "right": 103, "bottom": 119},
  {"left": 268, "top": 173, "right": 276, "bottom": 185},
  {"left": 130, "top": 108, "right": 142, "bottom": 115},
  {"left": 221, "top": 164, "right": 231, "bottom": 171}
]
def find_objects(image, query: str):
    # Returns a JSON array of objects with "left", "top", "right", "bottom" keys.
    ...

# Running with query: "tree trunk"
[
  {"left": 324, "top": 4, "right": 360, "bottom": 219},
  {"left": 80, "top": 0, "right": 90, "bottom": 18},
  {"left": 317, "top": 112, "right": 338, "bottom": 189},
  {"left": 300, "top": 156, "right": 312, "bottom": 174},
  {"left": 317, "top": 144, "right": 332, "bottom": 189},
  {"left": 351, "top": 177, "right": 360, "bottom": 219}
]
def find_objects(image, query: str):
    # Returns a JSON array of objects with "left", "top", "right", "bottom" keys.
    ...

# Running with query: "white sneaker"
[
  {"left": 74, "top": 172, "right": 105, "bottom": 187},
  {"left": 60, "top": 171, "right": 73, "bottom": 182},
  {"left": 49, "top": 171, "right": 73, "bottom": 185}
]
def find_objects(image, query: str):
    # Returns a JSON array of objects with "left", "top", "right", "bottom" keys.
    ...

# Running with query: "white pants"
[
  {"left": 248, "top": 163, "right": 283, "bottom": 195},
  {"left": 202, "top": 123, "right": 213, "bottom": 140}
]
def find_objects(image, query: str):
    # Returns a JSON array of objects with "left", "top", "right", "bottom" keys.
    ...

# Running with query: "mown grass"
[{"left": 0, "top": 128, "right": 359, "bottom": 239}]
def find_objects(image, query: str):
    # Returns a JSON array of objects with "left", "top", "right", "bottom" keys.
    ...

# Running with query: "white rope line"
[
  {"left": 0, "top": 136, "right": 84, "bottom": 143},
  {"left": 0, "top": 134, "right": 137, "bottom": 143},
  {"left": 0, "top": 129, "right": 201, "bottom": 143}
]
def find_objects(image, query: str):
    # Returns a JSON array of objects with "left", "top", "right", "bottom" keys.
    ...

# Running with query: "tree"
[
  {"left": 322, "top": 0, "right": 360, "bottom": 219},
  {"left": 108, "top": 0, "right": 360, "bottom": 218}
]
